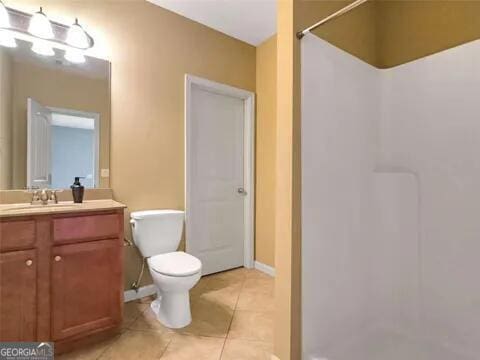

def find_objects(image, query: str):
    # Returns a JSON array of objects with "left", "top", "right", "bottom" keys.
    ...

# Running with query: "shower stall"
[{"left": 301, "top": 8, "right": 480, "bottom": 360}]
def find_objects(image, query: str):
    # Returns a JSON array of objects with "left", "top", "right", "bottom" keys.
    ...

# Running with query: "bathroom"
[{"left": 1, "top": 1, "right": 479, "bottom": 360}]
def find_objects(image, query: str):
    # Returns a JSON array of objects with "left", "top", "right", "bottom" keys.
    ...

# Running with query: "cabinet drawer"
[
  {"left": 53, "top": 213, "right": 120, "bottom": 244},
  {"left": 0, "top": 220, "right": 36, "bottom": 252}
]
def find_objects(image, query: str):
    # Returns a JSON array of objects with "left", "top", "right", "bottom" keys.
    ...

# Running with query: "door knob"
[
  {"left": 26, "top": 259, "right": 33, "bottom": 266},
  {"left": 54, "top": 256, "right": 62, "bottom": 262},
  {"left": 237, "top": 187, "right": 247, "bottom": 195}
]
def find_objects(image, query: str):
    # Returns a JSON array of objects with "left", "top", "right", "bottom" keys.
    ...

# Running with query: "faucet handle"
[
  {"left": 49, "top": 189, "right": 60, "bottom": 204},
  {"left": 30, "top": 189, "right": 41, "bottom": 204}
]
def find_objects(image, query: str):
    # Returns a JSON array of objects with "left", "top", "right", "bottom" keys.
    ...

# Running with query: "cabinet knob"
[
  {"left": 26, "top": 259, "right": 33, "bottom": 266},
  {"left": 54, "top": 256, "right": 62, "bottom": 262}
]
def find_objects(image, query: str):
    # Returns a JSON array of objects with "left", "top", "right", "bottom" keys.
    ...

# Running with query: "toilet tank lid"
[{"left": 130, "top": 209, "right": 184, "bottom": 220}]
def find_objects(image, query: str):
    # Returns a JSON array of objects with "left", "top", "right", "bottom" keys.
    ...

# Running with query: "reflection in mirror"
[{"left": 0, "top": 38, "right": 110, "bottom": 190}]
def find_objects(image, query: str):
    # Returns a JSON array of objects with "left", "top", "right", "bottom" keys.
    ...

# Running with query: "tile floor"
[{"left": 58, "top": 267, "right": 274, "bottom": 360}]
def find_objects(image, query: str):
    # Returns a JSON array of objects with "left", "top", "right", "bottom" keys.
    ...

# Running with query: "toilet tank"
[{"left": 130, "top": 210, "right": 184, "bottom": 258}]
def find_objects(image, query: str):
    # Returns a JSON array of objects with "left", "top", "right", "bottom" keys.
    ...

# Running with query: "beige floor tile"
[
  {"left": 228, "top": 311, "right": 274, "bottom": 343},
  {"left": 57, "top": 336, "right": 119, "bottom": 360},
  {"left": 99, "top": 329, "right": 172, "bottom": 360},
  {"left": 122, "top": 301, "right": 150, "bottom": 329},
  {"left": 191, "top": 276, "right": 211, "bottom": 293},
  {"left": 206, "top": 268, "right": 246, "bottom": 284},
  {"left": 192, "top": 278, "right": 243, "bottom": 310},
  {"left": 221, "top": 339, "right": 273, "bottom": 360},
  {"left": 161, "top": 334, "right": 225, "bottom": 360},
  {"left": 244, "top": 269, "right": 273, "bottom": 281},
  {"left": 177, "top": 298, "right": 234, "bottom": 338},
  {"left": 236, "top": 290, "right": 274, "bottom": 312},
  {"left": 130, "top": 306, "right": 173, "bottom": 334},
  {"left": 242, "top": 278, "right": 274, "bottom": 295}
]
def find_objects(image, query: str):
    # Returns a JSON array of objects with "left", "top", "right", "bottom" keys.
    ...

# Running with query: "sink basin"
[{"left": 1, "top": 203, "right": 81, "bottom": 212}]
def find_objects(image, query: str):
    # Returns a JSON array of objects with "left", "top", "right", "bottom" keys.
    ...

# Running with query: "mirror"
[{"left": 0, "top": 39, "right": 110, "bottom": 190}]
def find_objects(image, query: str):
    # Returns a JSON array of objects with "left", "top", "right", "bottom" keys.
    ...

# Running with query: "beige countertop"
[{"left": 0, "top": 199, "right": 127, "bottom": 218}]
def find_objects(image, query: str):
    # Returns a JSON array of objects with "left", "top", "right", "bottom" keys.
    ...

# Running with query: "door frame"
[
  {"left": 185, "top": 74, "right": 255, "bottom": 269},
  {"left": 48, "top": 106, "right": 101, "bottom": 188}
]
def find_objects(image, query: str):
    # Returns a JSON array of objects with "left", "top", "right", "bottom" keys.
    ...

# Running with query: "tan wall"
[
  {"left": 305, "top": 0, "right": 378, "bottom": 66},
  {"left": 10, "top": 60, "right": 110, "bottom": 189},
  {"left": 301, "top": 0, "right": 480, "bottom": 69},
  {"left": 377, "top": 0, "right": 480, "bottom": 68},
  {"left": 12, "top": 0, "right": 256, "bottom": 289},
  {"left": 274, "top": 0, "right": 302, "bottom": 358},
  {"left": 255, "top": 35, "right": 277, "bottom": 268},
  {"left": 0, "top": 50, "right": 13, "bottom": 189}
]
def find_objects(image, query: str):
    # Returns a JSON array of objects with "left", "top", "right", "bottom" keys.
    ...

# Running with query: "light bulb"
[
  {"left": 28, "top": 7, "right": 53, "bottom": 39},
  {"left": 66, "top": 18, "right": 89, "bottom": 49},
  {"left": 31, "top": 40, "right": 54, "bottom": 56},
  {"left": 0, "top": 1, "right": 10, "bottom": 28},
  {"left": 64, "top": 48, "right": 85, "bottom": 64},
  {"left": 0, "top": 30, "right": 16, "bottom": 48}
]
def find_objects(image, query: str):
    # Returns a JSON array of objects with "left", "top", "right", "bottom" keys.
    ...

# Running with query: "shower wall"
[
  {"left": 302, "top": 33, "right": 480, "bottom": 360},
  {"left": 379, "top": 39, "right": 480, "bottom": 357},
  {"left": 301, "top": 34, "right": 379, "bottom": 358}
]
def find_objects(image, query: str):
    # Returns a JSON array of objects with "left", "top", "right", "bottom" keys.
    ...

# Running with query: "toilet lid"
[{"left": 148, "top": 252, "right": 202, "bottom": 277}]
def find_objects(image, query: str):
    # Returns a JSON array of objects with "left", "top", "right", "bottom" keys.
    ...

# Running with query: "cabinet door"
[
  {"left": 51, "top": 240, "right": 122, "bottom": 340},
  {"left": 0, "top": 250, "right": 37, "bottom": 341}
]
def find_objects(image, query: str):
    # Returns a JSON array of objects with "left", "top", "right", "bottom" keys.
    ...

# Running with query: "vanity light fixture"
[
  {"left": 28, "top": 7, "right": 53, "bottom": 39},
  {"left": 66, "top": 18, "right": 89, "bottom": 49},
  {"left": 0, "top": 1, "right": 9, "bottom": 27},
  {"left": 0, "top": 4, "right": 94, "bottom": 63},
  {"left": 0, "top": 0, "right": 16, "bottom": 48},
  {"left": 64, "top": 48, "right": 85, "bottom": 64},
  {"left": 31, "top": 39, "right": 54, "bottom": 56}
]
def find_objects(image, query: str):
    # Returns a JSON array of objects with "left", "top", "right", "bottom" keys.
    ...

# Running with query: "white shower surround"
[{"left": 301, "top": 33, "right": 480, "bottom": 360}]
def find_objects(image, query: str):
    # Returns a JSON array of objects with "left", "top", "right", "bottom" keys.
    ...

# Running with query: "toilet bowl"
[
  {"left": 147, "top": 252, "right": 201, "bottom": 328},
  {"left": 130, "top": 210, "right": 202, "bottom": 329}
]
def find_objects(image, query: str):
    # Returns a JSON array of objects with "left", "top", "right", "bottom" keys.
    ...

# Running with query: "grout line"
[
  {"left": 94, "top": 337, "right": 120, "bottom": 360},
  {"left": 219, "top": 274, "right": 247, "bottom": 359},
  {"left": 218, "top": 337, "right": 228, "bottom": 360},
  {"left": 158, "top": 337, "right": 174, "bottom": 359}
]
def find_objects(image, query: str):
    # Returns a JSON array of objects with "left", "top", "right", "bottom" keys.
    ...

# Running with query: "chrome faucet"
[{"left": 30, "top": 189, "right": 60, "bottom": 205}]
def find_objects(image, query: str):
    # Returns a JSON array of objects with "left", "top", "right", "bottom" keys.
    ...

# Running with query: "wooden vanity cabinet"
[
  {"left": 0, "top": 249, "right": 37, "bottom": 341},
  {"left": 0, "top": 209, "right": 124, "bottom": 353}
]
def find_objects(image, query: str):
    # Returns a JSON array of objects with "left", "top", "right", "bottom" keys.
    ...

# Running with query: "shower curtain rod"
[{"left": 297, "top": 0, "right": 369, "bottom": 39}]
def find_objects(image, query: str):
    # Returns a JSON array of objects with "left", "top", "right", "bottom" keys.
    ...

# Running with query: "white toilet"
[{"left": 130, "top": 209, "right": 202, "bottom": 329}]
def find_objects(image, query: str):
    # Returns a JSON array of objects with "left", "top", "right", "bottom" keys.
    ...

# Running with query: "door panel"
[
  {"left": 27, "top": 98, "right": 52, "bottom": 188},
  {"left": 0, "top": 249, "right": 37, "bottom": 341},
  {"left": 187, "top": 84, "right": 245, "bottom": 275},
  {"left": 51, "top": 240, "right": 122, "bottom": 340}
]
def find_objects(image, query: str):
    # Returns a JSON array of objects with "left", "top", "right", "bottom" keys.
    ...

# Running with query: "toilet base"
[{"left": 150, "top": 292, "right": 192, "bottom": 329}]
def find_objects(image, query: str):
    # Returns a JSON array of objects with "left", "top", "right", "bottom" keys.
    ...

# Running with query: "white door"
[
  {"left": 27, "top": 98, "right": 52, "bottom": 188},
  {"left": 186, "top": 79, "right": 251, "bottom": 275}
]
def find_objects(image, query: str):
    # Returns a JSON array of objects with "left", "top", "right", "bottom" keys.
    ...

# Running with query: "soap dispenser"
[{"left": 71, "top": 177, "right": 85, "bottom": 203}]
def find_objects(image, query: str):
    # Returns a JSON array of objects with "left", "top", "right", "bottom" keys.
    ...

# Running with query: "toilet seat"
[{"left": 148, "top": 251, "right": 201, "bottom": 277}]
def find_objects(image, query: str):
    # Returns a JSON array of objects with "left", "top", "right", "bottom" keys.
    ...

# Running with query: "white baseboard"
[
  {"left": 124, "top": 284, "right": 157, "bottom": 302},
  {"left": 254, "top": 261, "right": 276, "bottom": 277}
]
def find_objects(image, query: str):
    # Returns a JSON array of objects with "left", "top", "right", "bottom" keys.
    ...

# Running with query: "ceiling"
[{"left": 147, "top": 0, "right": 276, "bottom": 46}]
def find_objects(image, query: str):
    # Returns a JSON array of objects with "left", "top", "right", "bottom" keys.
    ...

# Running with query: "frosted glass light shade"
[
  {"left": 64, "top": 48, "right": 85, "bottom": 64},
  {"left": 0, "top": 1, "right": 10, "bottom": 28},
  {"left": 66, "top": 19, "right": 89, "bottom": 49},
  {"left": 0, "top": 30, "right": 16, "bottom": 48},
  {"left": 31, "top": 40, "right": 54, "bottom": 56},
  {"left": 28, "top": 7, "right": 53, "bottom": 39}
]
